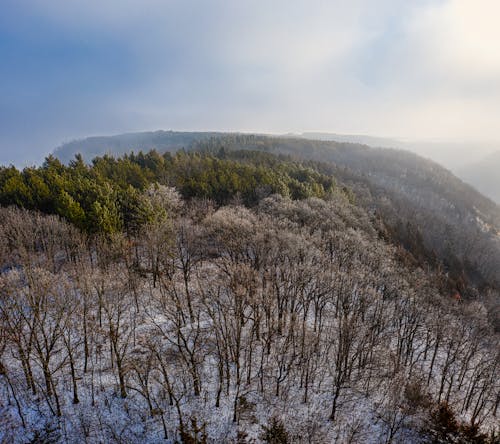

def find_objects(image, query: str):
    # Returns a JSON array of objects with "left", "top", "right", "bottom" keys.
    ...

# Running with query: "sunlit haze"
[{"left": 1, "top": 0, "right": 499, "bottom": 166}]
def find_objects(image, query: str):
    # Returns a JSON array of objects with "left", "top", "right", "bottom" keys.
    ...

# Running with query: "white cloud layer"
[{"left": 1, "top": 0, "right": 499, "bottom": 165}]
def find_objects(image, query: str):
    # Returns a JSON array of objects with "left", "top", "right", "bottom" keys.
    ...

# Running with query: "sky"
[{"left": 1, "top": 0, "right": 500, "bottom": 166}]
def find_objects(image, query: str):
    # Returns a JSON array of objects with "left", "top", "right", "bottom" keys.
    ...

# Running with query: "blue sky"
[{"left": 1, "top": 0, "right": 499, "bottom": 166}]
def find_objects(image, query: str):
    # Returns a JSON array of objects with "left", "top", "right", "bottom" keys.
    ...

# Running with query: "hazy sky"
[{"left": 1, "top": 0, "right": 500, "bottom": 165}]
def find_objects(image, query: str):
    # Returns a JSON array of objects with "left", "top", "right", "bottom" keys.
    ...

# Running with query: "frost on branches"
[{"left": 0, "top": 194, "right": 498, "bottom": 443}]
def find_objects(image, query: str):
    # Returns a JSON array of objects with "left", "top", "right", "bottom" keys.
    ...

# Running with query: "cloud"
[
  {"left": 1, "top": 0, "right": 499, "bottom": 166},
  {"left": 416, "top": 0, "right": 500, "bottom": 79}
]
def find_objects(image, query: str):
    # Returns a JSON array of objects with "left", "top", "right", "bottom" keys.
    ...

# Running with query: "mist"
[{"left": 1, "top": 0, "right": 500, "bottom": 170}]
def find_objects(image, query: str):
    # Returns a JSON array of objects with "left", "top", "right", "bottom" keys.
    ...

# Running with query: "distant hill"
[
  {"left": 301, "top": 132, "right": 500, "bottom": 205},
  {"left": 300, "top": 132, "right": 404, "bottom": 148},
  {"left": 54, "top": 129, "right": 498, "bottom": 180},
  {"left": 53, "top": 130, "right": 226, "bottom": 163},
  {"left": 459, "top": 151, "right": 500, "bottom": 204},
  {"left": 301, "top": 132, "right": 497, "bottom": 168}
]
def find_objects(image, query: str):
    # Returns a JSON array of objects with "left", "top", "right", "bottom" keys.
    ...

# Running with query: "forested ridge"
[
  {"left": 0, "top": 143, "right": 499, "bottom": 443},
  {"left": 52, "top": 131, "right": 223, "bottom": 164},
  {"left": 0, "top": 150, "right": 336, "bottom": 234}
]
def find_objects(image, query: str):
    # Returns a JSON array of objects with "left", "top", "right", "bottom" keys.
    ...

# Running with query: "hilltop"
[{"left": 459, "top": 151, "right": 500, "bottom": 204}]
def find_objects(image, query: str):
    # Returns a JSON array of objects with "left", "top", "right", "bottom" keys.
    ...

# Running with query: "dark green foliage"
[
  {"left": 169, "top": 150, "right": 335, "bottom": 204},
  {"left": 260, "top": 417, "right": 289, "bottom": 444},
  {"left": 0, "top": 149, "right": 336, "bottom": 233},
  {"left": 424, "top": 402, "right": 491, "bottom": 444},
  {"left": 178, "top": 416, "right": 207, "bottom": 444}
]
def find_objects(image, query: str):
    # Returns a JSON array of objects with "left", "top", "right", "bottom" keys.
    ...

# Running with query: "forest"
[
  {"left": 0, "top": 150, "right": 336, "bottom": 234},
  {"left": 0, "top": 145, "right": 499, "bottom": 443}
]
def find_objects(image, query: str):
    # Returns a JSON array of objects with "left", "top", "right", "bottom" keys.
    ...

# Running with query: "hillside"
[
  {"left": 459, "top": 151, "right": 500, "bottom": 204},
  {"left": 192, "top": 135, "right": 500, "bottom": 293},
  {"left": 0, "top": 143, "right": 498, "bottom": 443},
  {"left": 300, "top": 132, "right": 405, "bottom": 149},
  {"left": 300, "top": 133, "right": 499, "bottom": 174},
  {"left": 53, "top": 130, "right": 500, "bottom": 205},
  {"left": 53, "top": 131, "right": 226, "bottom": 164}
]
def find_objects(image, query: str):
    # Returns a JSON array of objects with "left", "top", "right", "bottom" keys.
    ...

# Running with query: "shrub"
[
  {"left": 260, "top": 417, "right": 289, "bottom": 444},
  {"left": 423, "top": 402, "right": 490, "bottom": 444}
]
